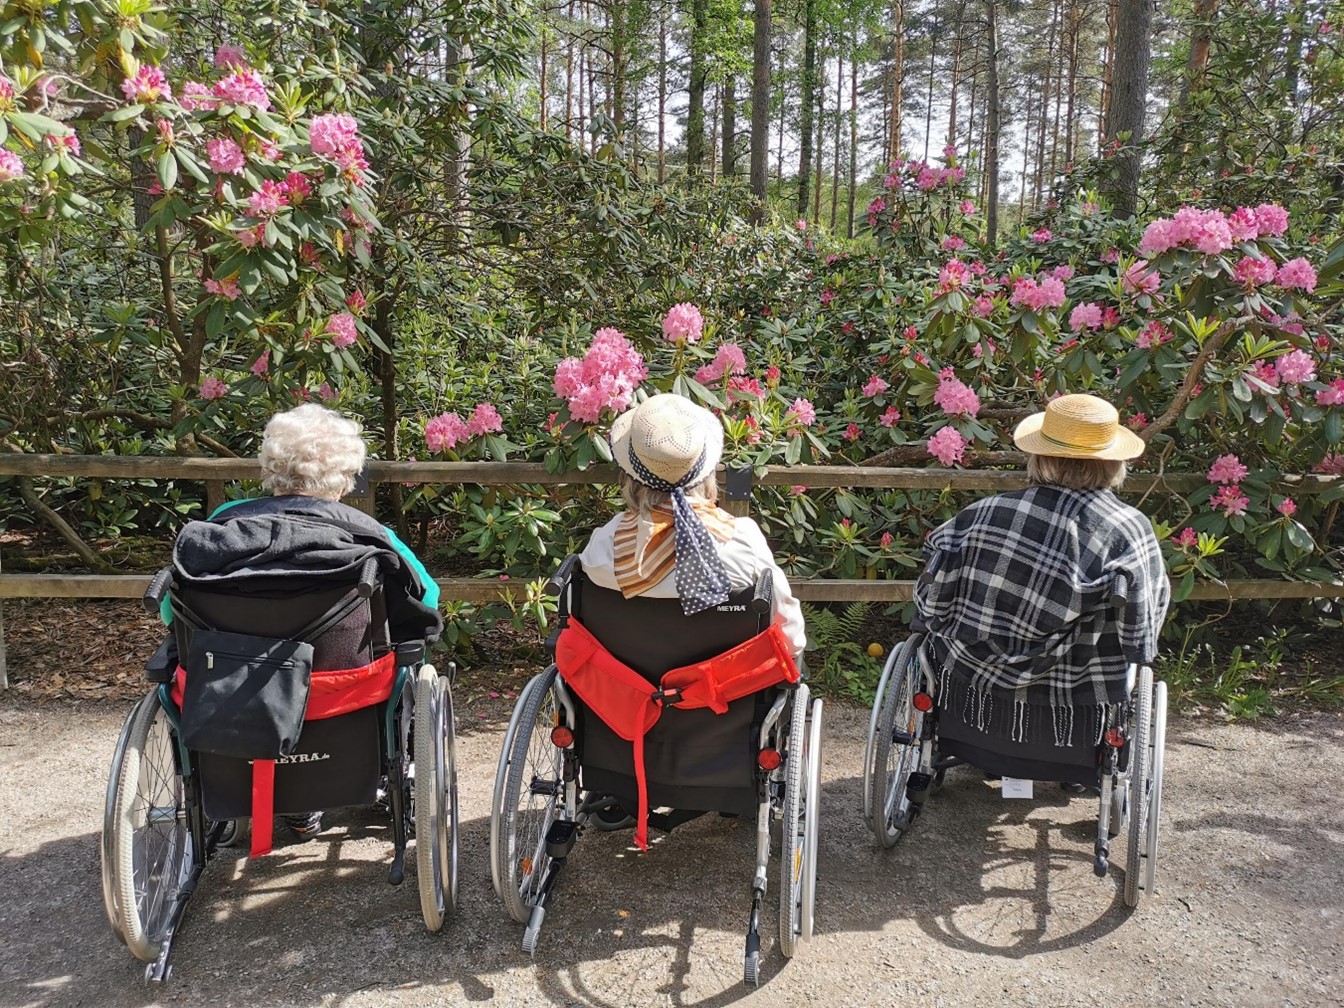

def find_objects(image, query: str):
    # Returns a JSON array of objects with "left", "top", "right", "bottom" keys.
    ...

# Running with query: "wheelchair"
[
  {"left": 100, "top": 555, "right": 458, "bottom": 982},
  {"left": 489, "top": 555, "right": 822, "bottom": 986},
  {"left": 864, "top": 632, "right": 1167, "bottom": 907}
]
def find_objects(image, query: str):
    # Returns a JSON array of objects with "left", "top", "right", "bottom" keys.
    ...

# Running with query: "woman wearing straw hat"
[
  {"left": 913, "top": 393, "right": 1169, "bottom": 748},
  {"left": 578, "top": 393, "right": 807, "bottom": 661}
]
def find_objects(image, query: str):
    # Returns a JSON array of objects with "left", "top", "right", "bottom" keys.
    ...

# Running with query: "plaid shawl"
[{"left": 913, "top": 485, "right": 1169, "bottom": 745}]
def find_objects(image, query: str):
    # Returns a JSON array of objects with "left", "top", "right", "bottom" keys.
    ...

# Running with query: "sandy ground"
[{"left": 0, "top": 696, "right": 1340, "bottom": 1008}]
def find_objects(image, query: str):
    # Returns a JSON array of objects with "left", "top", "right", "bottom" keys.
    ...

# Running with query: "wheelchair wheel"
[
  {"left": 102, "top": 690, "right": 194, "bottom": 963},
  {"left": 1143, "top": 680, "right": 1168, "bottom": 897},
  {"left": 1124, "top": 665, "right": 1155, "bottom": 907},
  {"left": 414, "top": 664, "right": 458, "bottom": 932},
  {"left": 865, "top": 636, "right": 925, "bottom": 847},
  {"left": 779, "top": 685, "right": 821, "bottom": 957},
  {"left": 491, "top": 668, "right": 564, "bottom": 924}
]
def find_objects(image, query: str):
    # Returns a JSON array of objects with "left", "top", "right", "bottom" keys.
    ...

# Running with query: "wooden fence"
[{"left": 3, "top": 454, "right": 1343, "bottom": 688}]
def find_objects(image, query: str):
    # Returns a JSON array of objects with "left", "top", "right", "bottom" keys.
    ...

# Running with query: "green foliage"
[{"left": 801, "top": 601, "right": 883, "bottom": 703}]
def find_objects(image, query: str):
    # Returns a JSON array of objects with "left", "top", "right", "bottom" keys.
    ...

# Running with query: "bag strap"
[{"left": 290, "top": 585, "right": 367, "bottom": 644}]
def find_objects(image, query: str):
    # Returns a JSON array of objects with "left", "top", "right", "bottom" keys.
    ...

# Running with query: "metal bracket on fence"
[{"left": 724, "top": 466, "right": 754, "bottom": 518}]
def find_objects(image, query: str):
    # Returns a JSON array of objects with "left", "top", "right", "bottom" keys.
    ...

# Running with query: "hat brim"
[
  {"left": 610, "top": 399, "right": 725, "bottom": 487},
  {"left": 1012, "top": 411, "right": 1146, "bottom": 461}
]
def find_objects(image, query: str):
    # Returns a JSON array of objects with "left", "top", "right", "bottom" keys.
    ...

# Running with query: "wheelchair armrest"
[
  {"left": 143, "top": 567, "right": 174, "bottom": 615},
  {"left": 545, "top": 554, "right": 580, "bottom": 598},
  {"left": 751, "top": 567, "right": 773, "bottom": 613},
  {"left": 143, "top": 634, "right": 178, "bottom": 682},
  {"left": 357, "top": 556, "right": 380, "bottom": 599},
  {"left": 395, "top": 639, "right": 426, "bottom": 665}
]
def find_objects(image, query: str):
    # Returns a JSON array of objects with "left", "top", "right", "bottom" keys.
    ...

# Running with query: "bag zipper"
[{"left": 205, "top": 650, "right": 298, "bottom": 671}]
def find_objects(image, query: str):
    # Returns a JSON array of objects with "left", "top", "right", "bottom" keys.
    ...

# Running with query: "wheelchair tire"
[
  {"left": 103, "top": 690, "right": 194, "bottom": 963},
  {"left": 414, "top": 665, "right": 458, "bottom": 932},
  {"left": 779, "top": 685, "right": 819, "bottom": 957},
  {"left": 491, "top": 668, "right": 564, "bottom": 925},
  {"left": 1124, "top": 665, "right": 1154, "bottom": 907},
  {"left": 1143, "top": 680, "right": 1168, "bottom": 898},
  {"left": 866, "top": 636, "right": 925, "bottom": 847}
]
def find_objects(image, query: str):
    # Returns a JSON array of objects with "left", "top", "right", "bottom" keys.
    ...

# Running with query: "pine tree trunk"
[
  {"left": 1033, "top": 0, "right": 1058, "bottom": 207},
  {"left": 1100, "top": 0, "right": 1117, "bottom": 148},
  {"left": 687, "top": 0, "right": 709, "bottom": 178},
  {"left": 540, "top": 25, "right": 549, "bottom": 132},
  {"left": 1103, "top": 0, "right": 1153, "bottom": 219},
  {"left": 750, "top": 0, "right": 772, "bottom": 219},
  {"left": 984, "top": 0, "right": 1001, "bottom": 249},
  {"left": 1180, "top": 0, "right": 1218, "bottom": 107},
  {"left": 1064, "top": 0, "right": 1079, "bottom": 169},
  {"left": 847, "top": 54, "right": 858, "bottom": 237},
  {"left": 889, "top": 0, "right": 905, "bottom": 163},
  {"left": 610, "top": 1, "right": 626, "bottom": 142},
  {"left": 831, "top": 52, "right": 843, "bottom": 230},
  {"left": 947, "top": 9, "right": 963, "bottom": 152},
  {"left": 565, "top": 1, "right": 575, "bottom": 143},
  {"left": 658, "top": 11, "right": 667, "bottom": 183},
  {"left": 710, "top": 85, "right": 720, "bottom": 185},
  {"left": 813, "top": 55, "right": 825, "bottom": 224},
  {"left": 722, "top": 74, "right": 737, "bottom": 179},
  {"left": 1049, "top": 0, "right": 1065, "bottom": 194},
  {"left": 923, "top": 12, "right": 939, "bottom": 161},
  {"left": 797, "top": 0, "right": 818, "bottom": 215}
]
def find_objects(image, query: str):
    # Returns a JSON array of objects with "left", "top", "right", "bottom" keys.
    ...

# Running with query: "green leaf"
[
  {"left": 1326, "top": 410, "right": 1342, "bottom": 446},
  {"left": 104, "top": 104, "right": 146, "bottom": 123},
  {"left": 156, "top": 151, "right": 177, "bottom": 190},
  {"left": 1173, "top": 570, "right": 1196, "bottom": 603}
]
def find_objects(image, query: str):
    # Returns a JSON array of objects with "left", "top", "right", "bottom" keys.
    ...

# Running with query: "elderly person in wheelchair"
[
  {"left": 865, "top": 393, "right": 1171, "bottom": 907},
  {"left": 105, "top": 404, "right": 454, "bottom": 981},
  {"left": 490, "top": 393, "right": 821, "bottom": 983}
]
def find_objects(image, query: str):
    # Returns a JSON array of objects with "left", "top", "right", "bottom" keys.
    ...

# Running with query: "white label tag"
[{"left": 1001, "top": 777, "right": 1034, "bottom": 799}]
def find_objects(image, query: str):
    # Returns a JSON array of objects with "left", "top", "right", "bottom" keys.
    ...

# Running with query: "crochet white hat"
[{"left": 611, "top": 394, "right": 724, "bottom": 489}]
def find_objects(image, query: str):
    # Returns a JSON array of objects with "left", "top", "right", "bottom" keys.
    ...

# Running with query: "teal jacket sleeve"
[{"left": 382, "top": 525, "right": 440, "bottom": 609}]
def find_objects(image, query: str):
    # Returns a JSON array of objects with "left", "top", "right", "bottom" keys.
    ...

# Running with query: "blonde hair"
[
  {"left": 619, "top": 471, "right": 719, "bottom": 514},
  {"left": 1026, "top": 453, "right": 1127, "bottom": 491},
  {"left": 259, "top": 404, "right": 366, "bottom": 499}
]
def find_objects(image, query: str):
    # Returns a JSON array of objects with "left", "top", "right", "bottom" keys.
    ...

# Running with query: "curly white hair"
[{"left": 259, "top": 404, "right": 367, "bottom": 499}]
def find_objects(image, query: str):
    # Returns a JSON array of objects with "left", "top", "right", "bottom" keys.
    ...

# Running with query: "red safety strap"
[
  {"left": 250, "top": 759, "right": 275, "bottom": 857},
  {"left": 173, "top": 651, "right": 398, "bottom": 856},
  {"left": 554, "top": 617, "right": 799, "bottom": 850}
]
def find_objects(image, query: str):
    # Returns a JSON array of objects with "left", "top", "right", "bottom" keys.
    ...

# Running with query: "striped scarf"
[{"left": 612, "top": 503, "right": 737, "bottom": 602}]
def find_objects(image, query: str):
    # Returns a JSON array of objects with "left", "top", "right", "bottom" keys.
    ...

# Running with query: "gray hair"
[
  {"left": 259, "top": 404, "right": 366, "bottom": 499},
  {"left": 619, "top": 471, "right": 719, "bottom": 514},
  {"left": 1026, "top": 452, "right": 1127, "bottom": 491}
]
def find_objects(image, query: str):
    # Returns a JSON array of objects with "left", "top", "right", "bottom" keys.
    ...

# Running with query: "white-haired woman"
[
  {"left": 578, "top": 393, "right": 806, "bottom": 660},
  {"left": 914, "top": 393, "right": 1169, "bottom": 752},
  {"left": 167, "top": 403, "right": 440, "bottom": 838}
]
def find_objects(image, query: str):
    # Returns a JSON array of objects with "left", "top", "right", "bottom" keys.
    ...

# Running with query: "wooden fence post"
[{"left": 723, "top": 465, "right": 754, "bottom": 518}]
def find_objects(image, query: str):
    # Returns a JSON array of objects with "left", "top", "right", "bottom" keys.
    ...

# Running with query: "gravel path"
[{"left": 1, "top": 697, "right": 1340, "bottom": 1008}]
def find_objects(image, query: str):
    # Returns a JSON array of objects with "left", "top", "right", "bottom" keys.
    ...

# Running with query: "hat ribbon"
[{"left": 626, "top": 443, "right": 731, "bottom": 615}]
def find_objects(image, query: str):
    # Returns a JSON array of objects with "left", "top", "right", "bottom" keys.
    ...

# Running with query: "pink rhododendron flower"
[
  {"left": 1314, "top": 453, "right": 1344, "bottom": 476},
  {"left": 1234, "top": 256, "right": 1276, "bottom": 288},
  {"left": 1315, "top": 379, "right": 1344, "bottom": 406},
  {"left": 880, "top": 531, "right": 894, "bottom": 549},
  {"left": 1101, "top": 307, "right": 1121, "bottom": 329},
  {"left": 345, "top": 289, "right": 367, "bottom": 314},
  {"left": 765, "top": 365, "right": 781, "bottom": 384},
  {"left": 1276, "top": 257, "right": 1318, "bottom": 292},
  {"left": 1010, "top": 276, "right": 1066, "bottom": 312},
  {"left": 862, "top": 375, "right": 888, "bottom": 397},
  {"left": 1226, "top": 207, "right": 1260, "bottom": 240},
  {"left": 251, "top": 351, "right": 270, "bottom": 377},
  {"left": 207, "top": 137, "right": 245, "bottom": 175},
  {"left": 318, "top": 382, "right": 337, "bottom": 402},
  {"left": 1051, "top": 264, "right": 1075, "bottom": 282},
  {"left": 939, "top": 259, "right": 969, "bottom": 290},
  {"left": 0, "top": 150, "right": 23, "bottom": 181},
  {"left": 155, "top": 118, "right": 174, "bottom": 143},
  {"left": 1276, "top": 497, "right": 1298, "bottom": 518},
  {"left": 662, "top": 302, "right": 704, "bottom": 343},
  {"left": 819, "top": 289, "right": 835, "bottom": 306},
  {"left": 214, "top": 44, "right": 247, "bottom": 68},
  {"left": 879, "top": 407, "right": 901, "bottom": 428},
  {"left": 121, "top": 65, "right": 171, "bottom": 104},
  {"left": 726, "top": 376, "right": 766, "bottom": 402},
  {"left": 326, "top": 312, "right": 359, "bottom": 348},
  {"left": 843, "top": 423, "right": 862, "bottom": 442},
  {"left": 786, "top": 398, "right": 817, "bottom": 427},
  {"left": 694, "top": 343, "right": 747, "bottom": 385},
  {"left": 281, "top": 171, "right": 312, "bottom": 204},
  {"left": 1211, "top": 484, "right": 1250, "bottom": 517},
  {"left": 1275, "top": 349, "right": 1316, "bottom": 384},
  {"left": 553, "top": 328, "right": 648, "bottom": 423},
  {"left": 1122, "top": 261, "right": 1160, "bottom": 296},
  {"left": 47, "top": 132, "right": 80, "bottom": 156},
  {"left": 927, "top": 426, "right": 969, "bottom": 466},
  {"left": 959, "top": 199, "right": 975, "bottom": 215},
  {"left": 940, "top": 235, "right": 966, "bottom": 251},
  {"left": 933, "top": 375, "right": 980, "bottom": 417},
  {"left": 310, "top": 114, "right": 360, "bottom": 157},
  {"left": 1031, "top": 228, "right": 1052, "bottom": 243},
  {"left": 1207, "top": 454, "right": 1248, "bottom": 484},
  {"left": 1136, "top": 321, "right": 1171, "bottom": 349},
  {"left": 199, "top": 376, "right": 229, "bottom": 400},
  {"left": 247, "top": 179, "right": 288, "bottom": 217},
  {"left": 425, "top": 412, "right": 470, "bottom": 453},
  {"left": 179, "top": 81, "right": 218, "bottom": 111},
  {"left": 203, "top": 275, "right": 241, "bottom": 301},
  {"left": 789, "top": 485, "right": 808, "bottom": 495},
  {"left": 795, "top": 220, "right": 808, "bottom": 231},
  {"left": 466, "top": 403, "right": 504, "bottom": 437},
  {"left": 213, "top": 68, "right": 270, "bottom": 110},
  {"left": 1247, "top": 360, "right": 1280, "bottom": 392},
  {"left": 1127, "top": 412, "right": 1148, "bottom": 430},
  {"left": 1252, "top": 204, "right": 1289, "bottom": 237},
  {"left": 1171, "top": 527, "right": 1198, "bottom": 548},
  {"left": 1069, "top": 302, "right": 1103, "bottom": 332}
]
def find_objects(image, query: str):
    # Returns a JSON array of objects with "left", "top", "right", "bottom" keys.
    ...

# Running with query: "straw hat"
[
  {"left": 1012, "top": 393, "right": 1146, "bottom": 461},
  {"left": 611, "top": 394, "right": 724, "bottom": 488}
]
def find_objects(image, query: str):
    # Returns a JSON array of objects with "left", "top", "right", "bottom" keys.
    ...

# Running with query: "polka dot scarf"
[{"left": 625, "top": 443, "right": 731, "bottom": 615}]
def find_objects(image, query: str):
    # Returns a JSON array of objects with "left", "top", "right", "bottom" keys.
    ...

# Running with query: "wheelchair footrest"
[{"left": 545, "top": 819, "right": 579, "bottom": 859}]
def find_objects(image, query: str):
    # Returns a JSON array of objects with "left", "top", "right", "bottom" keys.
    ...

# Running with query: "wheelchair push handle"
[
  {"left": 545, "top": 555, "right": 580, "bottom": 598},
  {"left": 143, "top": 567, "right": 175, "bottom": 614},
  {"left": 751, "top": 568, "right": 773, "bottom": 614},
  {"left": 356, "top": 557, "right": 380, "bottom": 599}
]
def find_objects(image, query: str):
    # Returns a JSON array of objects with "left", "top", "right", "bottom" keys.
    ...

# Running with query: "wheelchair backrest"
[
  {"left": 172, "top": 574, "right": 390, "bottom": 672},
  {"left": 565, "top": 566, "right": 771, "bottom": 683}
]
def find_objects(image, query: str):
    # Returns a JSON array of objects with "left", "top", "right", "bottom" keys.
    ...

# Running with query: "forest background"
[{"left": 2, "top": 0, "right": 1343, "bottom": 714}]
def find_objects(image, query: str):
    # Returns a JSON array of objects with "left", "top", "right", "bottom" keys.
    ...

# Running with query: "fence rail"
[{"left": 3, "top": 454, "right": 1342, "bottom": 688}]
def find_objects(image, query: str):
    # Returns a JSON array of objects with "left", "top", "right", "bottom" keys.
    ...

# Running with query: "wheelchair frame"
[
  {"left": 488, "top": 556, "right": 823, "bottom": 987},
  {"left": 100, "top": 568, "right": 459, "bottom": 982},
  {"left": 863, "top": 632, "right": 1167, "bottom": 907}
]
